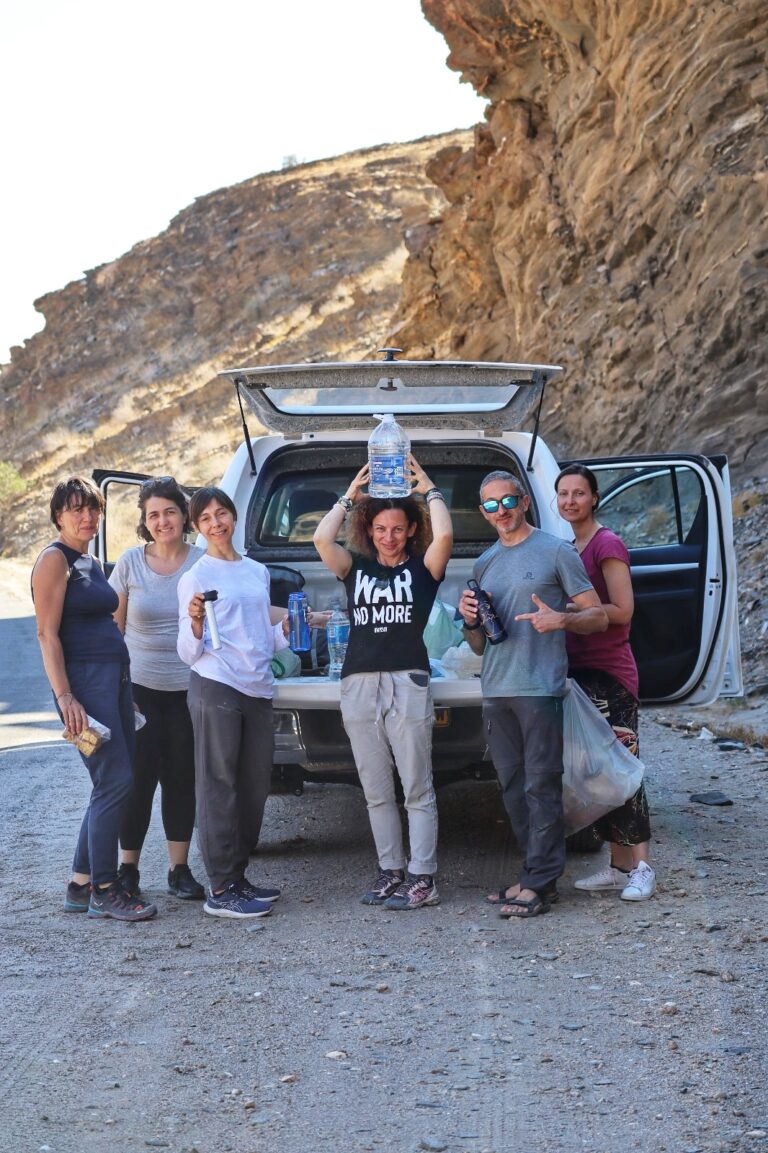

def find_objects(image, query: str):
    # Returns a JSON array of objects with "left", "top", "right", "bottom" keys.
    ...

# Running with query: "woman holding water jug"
[{"left": 313, "top": 447, "right": 453, "bottom": 911}]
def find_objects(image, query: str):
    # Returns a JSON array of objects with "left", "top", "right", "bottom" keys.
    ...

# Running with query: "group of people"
[
  {"left": 32, "top": 477, "right": 285, "bottom": 921},
  {"left": 32, "top": 455, "right": 655, "bottom": 924}
]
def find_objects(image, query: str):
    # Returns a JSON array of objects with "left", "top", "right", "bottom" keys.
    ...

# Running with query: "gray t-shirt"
[
  {"left": 109, "top": 544, "right": 204, "bottom": 690},
  {"left": 474, "top": 529, "right": 594, "bottom": 698}
]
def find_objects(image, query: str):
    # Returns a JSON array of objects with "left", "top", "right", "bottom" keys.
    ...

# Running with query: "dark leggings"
[
  {"left": 119, "top": 683, "right": 196, "bottom": 851},
  {"left": 570, "top": 667, "right": 651, "bottom": 846}
]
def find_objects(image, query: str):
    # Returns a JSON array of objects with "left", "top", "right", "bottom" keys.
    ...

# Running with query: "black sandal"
[
  {"left": 485, "top": 886, "right": 518, "bottom": 906},
  {"left": 498, "top": 892, "right": 551, "bottom": 918}
]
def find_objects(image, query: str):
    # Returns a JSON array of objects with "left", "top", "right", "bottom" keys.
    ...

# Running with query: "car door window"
[
  {"left": 596, "top": 466, "right": 703, "bottom": 547},
  {"left": 102, "top": 481, "right": 143, "bottom": 565}
]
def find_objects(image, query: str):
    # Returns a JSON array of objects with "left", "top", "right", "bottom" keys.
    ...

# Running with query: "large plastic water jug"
[{"left": 367, "top": 413, "right": 410, "bottom": 498}]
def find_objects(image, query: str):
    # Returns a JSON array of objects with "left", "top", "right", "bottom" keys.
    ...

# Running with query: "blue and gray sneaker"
[
  {"left": 383, "top": 872, "right": 440, "bottom": 910},
  {"left": 64, "top": 880, "right": 90, "bottom": 913},
  {"left": 238, "top": 877, "right": 281, "bottom": 904},
  {"left": 88, "top": 881, "right": 157, "bottom": 921},
  {"left": 361, "top": 868, "right": 405, "bottom": 906},
  {"left": 204, "top": 880, "right": 273, "bottom": 920}
]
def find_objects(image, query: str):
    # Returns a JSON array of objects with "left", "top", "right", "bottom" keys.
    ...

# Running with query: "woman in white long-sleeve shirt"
[{"left": 177, "top": 486, "right": 289, "bottom": 920}]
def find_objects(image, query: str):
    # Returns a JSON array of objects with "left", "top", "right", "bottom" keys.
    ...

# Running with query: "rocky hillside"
[
  {"left": 392, "top": 0, "right": 766, "bottom": 476},
  {"left": 0, "top": 133, "right": 468, "bottom": 549},
  {"left": 0, "top": 1, "right": 765, "bottom": 691}
]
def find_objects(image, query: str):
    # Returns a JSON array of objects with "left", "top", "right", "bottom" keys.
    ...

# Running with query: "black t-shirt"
[{"left": 341, "top": 553, "right": 441, "bottom": 677}]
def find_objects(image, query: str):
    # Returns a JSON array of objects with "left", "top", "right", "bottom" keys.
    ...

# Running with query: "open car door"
[
  {"left": 565, "top": 454, "right": 742, "bottom": 706},
  {"left": 91, "top": 470, "right": 196, "bottom": 575}
]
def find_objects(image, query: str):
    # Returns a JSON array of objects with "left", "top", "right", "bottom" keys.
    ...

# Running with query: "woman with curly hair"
[{"left": 313, "top": 454, "right": 453, "bottom": 910}]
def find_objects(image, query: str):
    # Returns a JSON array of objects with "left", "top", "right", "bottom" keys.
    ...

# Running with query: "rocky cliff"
[
  {"left": 393, "top": 0, "right": 766, "bottom": 473},
  {"left": 0, "top": 2, "right": 765, "bottom": 690},
  {"left": 0, "top": 134, "right": 467, "bottom": 549}
]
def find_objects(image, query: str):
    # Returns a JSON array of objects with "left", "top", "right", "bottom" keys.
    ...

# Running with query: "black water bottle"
[{"left": 467, "top": 579, "right": 507, "bottom": 645}]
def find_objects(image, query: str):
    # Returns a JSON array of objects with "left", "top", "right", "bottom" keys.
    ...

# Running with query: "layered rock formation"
[
  {"left": 393, "top": 0, "right": 767, "bottom": 471},
  {"left": 0, "top": 134, "right": 467, "bottom": 550}
]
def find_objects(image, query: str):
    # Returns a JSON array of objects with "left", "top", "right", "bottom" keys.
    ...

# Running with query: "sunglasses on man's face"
[{"left": 481, "top": 493, "right": 522, "bottom": 513}]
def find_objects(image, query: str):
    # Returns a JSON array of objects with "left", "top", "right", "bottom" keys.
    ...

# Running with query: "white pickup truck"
[{"left": 94, "top": 354, "right": 742, "bottom": 795}]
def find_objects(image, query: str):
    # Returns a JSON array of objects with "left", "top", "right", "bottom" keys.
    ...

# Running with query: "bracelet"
[
  {"left": 424, "top": 487, "right": 441, "bottom": 500},
  {"left": 462, "top": 619, "right": 482, "bottom": 631},
  {"left": 56, "top": 691, "right": 73, "bottom": 702},
  {"left": 336, "top": 496, "right": 353, "bottom": 512},
  {"left": 426, "top": 491, "right": 446, "bottom": 504}
]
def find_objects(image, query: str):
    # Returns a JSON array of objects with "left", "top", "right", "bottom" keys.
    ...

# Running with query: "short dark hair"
[
  {"left": 49, "top": 477, "right": 104, "bottom": 528},
  {"left": 137, "top": 476, "right": 191, "bottom": 542},
  {"left": 188, "top": 486, "right": 237, "bottom": 527},
  {"left": 554, "top": 464, "right": 600, "bottom": 510},
  {"left": 478, "top": 470, "right": 524, "bottom": 500}
]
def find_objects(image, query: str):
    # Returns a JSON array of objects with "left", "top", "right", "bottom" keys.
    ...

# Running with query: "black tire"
[{"left": 566, "top": 823, "right": 604, "bottom": 853}]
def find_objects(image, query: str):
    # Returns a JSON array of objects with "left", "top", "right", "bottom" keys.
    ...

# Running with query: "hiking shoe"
[
  {"left": 204, "top": 881, "right": 273, "bottom": 920},
  {"left": 361, "top": 868, "right": 405, "bottom": 906},
  {"left": 383, "top": 872, "right": 440, "bottom": 910},
  {"left": 64, "top": 880, "right": 90, "bottom": 913},
  {"left": 621, "top": 862, "right": 657, "bottom": 902},
  {"left": 167, "top": 864, "right": 205, "bottom": 900},
  {"left": 88, "top": 882, "right": 157, "bottom": 921},
  {"left": 237, "top": 877, "right": 281, "bottom": 904},
  {"left": 117, "top": 862, "right": 142, "bottom": 897},
  {"left": 574, "top": 864, "right": 628, "bottom": 892}
]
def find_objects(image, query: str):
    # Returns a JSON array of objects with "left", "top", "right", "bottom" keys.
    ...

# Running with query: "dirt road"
[{"left": 0, "top": 559, "right": 765, "bottom": 1153}]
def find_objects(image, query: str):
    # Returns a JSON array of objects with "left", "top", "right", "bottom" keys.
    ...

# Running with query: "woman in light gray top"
[{"left": 109, "top": 476, "right": 205, "bottom": 901}]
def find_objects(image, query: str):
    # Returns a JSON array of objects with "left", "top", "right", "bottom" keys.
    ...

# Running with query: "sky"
[{"left": 0, "top": 1, "right": 486, "bottom": 364}]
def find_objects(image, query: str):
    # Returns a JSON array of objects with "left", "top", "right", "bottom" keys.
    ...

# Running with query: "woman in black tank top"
[{"left": 31, "top": 477, "right": 156, "bottom": 922}]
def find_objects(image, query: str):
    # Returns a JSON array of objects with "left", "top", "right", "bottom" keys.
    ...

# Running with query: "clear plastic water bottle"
[
  {"left": 287, "top": 591, "right": 311, "bottom": 652},
  {"left": 326, "top": 605, "right": 350, "bottom": 680},
  {"left": 367, "top": 412, "right": 410, "bottom": 498}
]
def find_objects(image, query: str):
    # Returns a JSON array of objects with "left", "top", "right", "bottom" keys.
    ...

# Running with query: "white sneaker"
[
  {"left": 620, "top": 861, "right": 657, "bottom": 902},
  {"left": 574, "top": 864, "right": 629, "bottom": 892}
]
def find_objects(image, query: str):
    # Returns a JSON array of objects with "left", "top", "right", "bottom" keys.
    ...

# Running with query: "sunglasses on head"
[
  {"left": 481, "top": 493, "right": 521, "bottom": 513},
  {"left": 140, "top": 475, "right": 174, "bottom": 489}
]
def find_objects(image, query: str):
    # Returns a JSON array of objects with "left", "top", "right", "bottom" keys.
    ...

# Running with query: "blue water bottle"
[{"left": 287, "top": 591, "right": 311, "bottom": 652}]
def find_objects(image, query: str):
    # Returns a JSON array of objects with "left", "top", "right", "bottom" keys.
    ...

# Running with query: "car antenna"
[{"left": 234, "top": 376, "right": 258, "bottom": 476}]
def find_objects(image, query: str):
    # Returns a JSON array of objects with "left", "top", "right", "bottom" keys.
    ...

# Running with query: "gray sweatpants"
[
  {"left": 340, "top": 670, "right": 438, "bottom": 877},
  {"left": 483, "top": 695, "right": 565, "bottom": 893},
  {"left": 187, "top": 672, "right": 274, "bottom": 892}
]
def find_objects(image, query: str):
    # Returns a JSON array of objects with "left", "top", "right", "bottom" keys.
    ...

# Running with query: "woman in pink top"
[{"left": 556, "top": 465, "right": 656, "bottom": 902}]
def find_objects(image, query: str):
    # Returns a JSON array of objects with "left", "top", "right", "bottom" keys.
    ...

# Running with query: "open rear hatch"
[{"left": 219, "top": 356, "right": 563, "bottom": 434}]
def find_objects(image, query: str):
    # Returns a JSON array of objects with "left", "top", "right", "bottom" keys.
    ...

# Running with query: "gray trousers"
[
  {"left": 483, "top": 695, "right": 565, "bottom": 893},
  {"left": 340, "top": 671, "right": 438, "bottom": 877},
  {"left": 187, "top": 672, "right": 273, "bottom": 892}
]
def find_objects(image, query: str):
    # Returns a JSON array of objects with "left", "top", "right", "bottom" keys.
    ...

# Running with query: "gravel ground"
[{"left": 0, "top": 560, "right": 766, "bottom": 1153}]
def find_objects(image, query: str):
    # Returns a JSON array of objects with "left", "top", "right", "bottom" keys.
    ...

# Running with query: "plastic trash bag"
[
  {"left": 562, "top": 678, "right": 645, "bottom": 834},
  {"left": 439, "top": 642, "right": 483, "bottom": 678},
  {"left": 423, "top": 599, "right": 465, "bottom": 659}
]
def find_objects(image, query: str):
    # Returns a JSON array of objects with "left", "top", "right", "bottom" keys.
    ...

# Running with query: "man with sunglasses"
[{"left": 459, "top": 470, "right": 607, "bottom": 918}]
